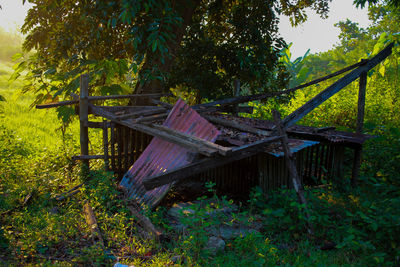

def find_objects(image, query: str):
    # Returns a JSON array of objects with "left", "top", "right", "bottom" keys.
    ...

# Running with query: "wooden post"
[
  {"left": 80, "top": 74, "right": 89, "bottom": 171},
  {"left": 273, "top": 110, "right": 314, "bottom": 235},
  {"left": 352, "top": 66, "right": 367, "bottom": 187},
  {"left": 103, "top": 120, "right": 109, "bottom": 171},
  {"left": 356, "top": 69, "right": 367, "bottom": 133}
]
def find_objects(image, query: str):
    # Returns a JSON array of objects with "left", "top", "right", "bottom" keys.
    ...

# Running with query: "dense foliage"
[{"left": 14, "top": 0, "right": 334, "bottom": 108}]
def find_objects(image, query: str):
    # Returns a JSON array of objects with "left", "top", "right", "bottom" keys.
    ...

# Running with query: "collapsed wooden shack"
[{"left": 37, "top": 42, "right": 393, "bottom": 209}]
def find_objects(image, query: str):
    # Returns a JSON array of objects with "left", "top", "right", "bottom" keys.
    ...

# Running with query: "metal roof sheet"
[{"left": 119, "top": 98, "right": 220, "bottom": 208}]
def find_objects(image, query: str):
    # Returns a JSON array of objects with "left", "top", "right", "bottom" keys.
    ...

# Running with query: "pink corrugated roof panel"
[{"left": 119, "top": 98, "right": 220, "bottom": 208}]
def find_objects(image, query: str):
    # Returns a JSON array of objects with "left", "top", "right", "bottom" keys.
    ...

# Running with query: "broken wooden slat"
[
  {"left": 282, "top": 42, "right": 394, "bottom": 129},
  {"left": 142, "top": 136, "right": 281, "bottom": 190},
  {"left": 205, "top": 115, "right": 271, "bottom": 136},
  {"left": 133, "top": 113, "right": 169, "bottom": 123},
  {"left": 72, "top": 155, "right": 105, "bottom": 161},
  {"left": 55, "top": 183, "right": 83, "bottom": 201},
  {"left": 113, "top": 107, "right": 166, "bottom": 120},
  {"left": 273, "top": 110, "right": 314, "bottom": 235},
  {"left": 35, "top": 93, "right": 171, "bottom": 109},
  {"left": 83, "top": 201, "right": 104, "bottom": 246},
  {"left": 147, "top": 123, "right": 232, "bottom": 156},
  {"left": 126, "top": 203, "right": 164, "bottom": 241}
]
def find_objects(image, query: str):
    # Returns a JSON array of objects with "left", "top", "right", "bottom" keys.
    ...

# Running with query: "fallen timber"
[{"left": 34, "top": 43, "right": 394, "bottom": 209}]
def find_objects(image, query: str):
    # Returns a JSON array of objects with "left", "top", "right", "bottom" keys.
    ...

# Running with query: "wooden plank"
[
  {"left": 114, "top": 107, "right": 166, "bottom": 120},
  {"left": 273, "top": 110, "right": 314, "bottom": 235},
  {"left": 142, "top": 136, "right": 281, "bottom": 190},
  {"left": 72, "top": 155, "right": 105, "bottom": 161},
  {"left": 86, "top": 121, "right": 106, "bottom": 128},
  {"left": 36, "top": 99, "right": 78, "bottom": 109},
  {"left": 83, "top": 201, "right": 104, "bottom": 246},
  {"left": 205, "top": 115, "right": 271, "bottom": 136},
  {"left": 35, "top": 94, "right": 170, "bottom": 109},
  {"left": 133, "top": 113, "right": 168, "bottom": 123},
  {"left": 357, "top": 69, "right": 367, "bottom": 134},
  {"left": 282, "top": 42, "right": 394, "bottom": 129},
  {"left": 79, "top": 74, "right": 89, "bottom": 169},
  {"left": 148, "top": 123, "right": 232, "bottom": 156}
]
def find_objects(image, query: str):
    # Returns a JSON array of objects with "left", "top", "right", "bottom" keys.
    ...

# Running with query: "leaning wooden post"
[
  {"left": 352, "top": 64, "right": 367, "bottom": 187},
  {"left": 80, "top": 74, "right": 90, "bottom": 171},
  {"left": 273, "top": 110, "right": 314, "bottom": 235}
]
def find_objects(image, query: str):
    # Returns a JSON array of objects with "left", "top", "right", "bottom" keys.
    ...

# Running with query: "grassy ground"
[{"left": 1, "top": 59, "right": 400, "bottom": 266}]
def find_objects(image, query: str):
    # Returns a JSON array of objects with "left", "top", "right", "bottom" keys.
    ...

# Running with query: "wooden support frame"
[{"left": 282, "top": 42, "right": 393, "bottom": 129}]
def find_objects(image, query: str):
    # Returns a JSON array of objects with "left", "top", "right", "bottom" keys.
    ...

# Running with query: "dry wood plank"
[
  {"left": 83, "top": 201, "right": 104, "bottom": 246},
  {"left": 205, "top": 115, "right": 271, "bottom": 136},
  {"left": 36, "top": 94, "right": 170, "bottom": 109},
  {"left": 55, "top": 183, "right": 83, "bottom": 201},
  {"left": 282, "top": 42, "right": 394, "bottom": 129},
  {"left": 147, "top": 123, "right": 232, "bottom": 156},
  {"left": 273, "top": 110, "right": 314, "bottom": 235},
  {"left": 142, "top": 136, "right": 281, "bottom": 190},
  {"left": 126, "top": 203, "right": 164, "bottom": 241},
  {"left": 72, "top": 155, "right": 105, "bottom": 161},
  {"left": 114, "top": 107, "right": 166, "bottom": 120}
]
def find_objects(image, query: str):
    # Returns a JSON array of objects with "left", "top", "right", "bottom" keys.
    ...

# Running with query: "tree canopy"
[{"left": 15, "top": 0, "right": 334, "bottom": 108}]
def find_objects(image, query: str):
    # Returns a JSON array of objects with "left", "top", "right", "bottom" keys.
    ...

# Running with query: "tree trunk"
[{"left": 132, "top": 0, "right": 200, "bottom": 105}]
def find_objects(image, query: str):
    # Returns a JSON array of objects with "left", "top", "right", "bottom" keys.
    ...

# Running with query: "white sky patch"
[
  {"left": 0, "top": 0, "right": 33, "bottom": 32},
  {"left": 279, "top": 0, "right": 371, "bottom": 59}
]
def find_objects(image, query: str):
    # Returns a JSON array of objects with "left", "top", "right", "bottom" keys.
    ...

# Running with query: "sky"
[
  {"left": 0, "top": 0, "right": 371, "bottom": 58},
  {"left": 279, "top": 0, "right": 371, "bottom": 58}
]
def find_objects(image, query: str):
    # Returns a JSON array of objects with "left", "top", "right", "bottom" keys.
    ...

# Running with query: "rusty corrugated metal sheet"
[{"left": 119, "top": 98, "right": 220, "bottom": 208}]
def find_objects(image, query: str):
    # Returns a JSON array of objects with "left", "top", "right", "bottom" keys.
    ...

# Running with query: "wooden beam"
[
  {"left": 282, "top": 42, "right": 394, "bottom": 129},
  {"left": 273, "top": 110, "right": 314, "bottom": 235},
  {"left": 205, "top": 115, "right": 271, "bottom": 136},
  {"left": 142, "top": 136, "right": 281, "bottom": 190},
  {"left": 114, "top": 107, "right": 166, "bottom": 120},
  {"left": 36, "top": 93, "right": 171, "bottom": 109},
  {"left": 148, "top": 123, "right": 232, "bottom": 156}
]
